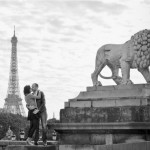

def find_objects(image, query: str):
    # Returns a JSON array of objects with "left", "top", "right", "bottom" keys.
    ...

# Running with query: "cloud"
[
  {"left": 64, "top": 1, "right": 128, "bottom": 15},
  {"left": 141, "top": 0, "right": 150, "bottom": 4},
  {"left": 47, "top": 18, "right": 65, "bottom": 28}
]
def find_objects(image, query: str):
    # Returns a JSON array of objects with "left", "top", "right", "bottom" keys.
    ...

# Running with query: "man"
[{"left": 31, "top": 83, "right": 47, "bottom": 146}]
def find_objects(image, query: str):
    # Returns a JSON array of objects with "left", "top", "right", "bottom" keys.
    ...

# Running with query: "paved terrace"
[
  {"left": 0, "top": 140, "right": 58, "bottom": 150},
  {"left": 0, "top": 141, "right": 150, "bottom": 150}
]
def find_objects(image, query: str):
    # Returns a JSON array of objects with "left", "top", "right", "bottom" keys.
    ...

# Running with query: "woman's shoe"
[
  {"left": 34, "top": 141, "right": 39, "bottom": 145},
  {"left": 26, "top": 137, "right": 34, "bottom": 145},
  {"left": 43, "top": 141, "right": 47, "bottom": 146}
]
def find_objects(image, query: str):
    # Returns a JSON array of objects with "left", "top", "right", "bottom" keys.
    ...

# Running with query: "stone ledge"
[
  {"left": 50, "top": 122, "right": 150, "bottom": 131},
  {"left": 59, "top": 141, "right": 150, "bottom": 150},
  {"left": 66, "top": 98, "right": 148, "bottom": 108},
  {"left": 70, "top": 101, "right": 91, "bottom": 107},
  {"left": 69, "top": 84, "right": 150, "bottom": 101},
  {"left": 0, "top": 140, "right": 57, "bottom": 146},
  {"left": 71, "top": 89, "right": 150, "bottom": 101},
  {"left": 0, "top": 141, "right": 25, "bottom": 146},
  {"left": 87, "top": 84, "right": 150, "bottom": 92}
]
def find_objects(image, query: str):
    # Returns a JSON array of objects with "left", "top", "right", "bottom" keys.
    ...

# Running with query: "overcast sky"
[{"left": 0, "top": 0, "right": 150, "bottom": 119}]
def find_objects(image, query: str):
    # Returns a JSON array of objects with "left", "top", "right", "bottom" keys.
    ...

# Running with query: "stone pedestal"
[{"left": 49, "top": 84, "right": 150, "bottom": 146}]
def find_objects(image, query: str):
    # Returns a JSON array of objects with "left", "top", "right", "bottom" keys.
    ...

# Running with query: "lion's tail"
[{"left": 99, "top": 73, "right": 113, "bottom": 79}]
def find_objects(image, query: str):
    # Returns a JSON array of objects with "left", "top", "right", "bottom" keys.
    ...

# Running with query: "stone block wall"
[{"left": 60, "top": 106, "right": 150, "bottom": 123}]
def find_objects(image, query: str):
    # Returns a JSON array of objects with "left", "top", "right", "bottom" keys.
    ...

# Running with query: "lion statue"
[{"left": 91, "top": 29, "right": 150, "bottom": 86}]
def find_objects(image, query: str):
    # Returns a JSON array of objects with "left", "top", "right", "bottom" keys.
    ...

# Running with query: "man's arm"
[
  {"left": 38, "top": 91, "right": 46, "bottom": 112},
  {"left": 26, "top": 104, "right": 35, "bottom": 110}
]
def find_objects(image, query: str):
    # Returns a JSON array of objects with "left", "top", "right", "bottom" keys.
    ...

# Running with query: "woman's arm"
[
  {"left": 30, "top": 91, "right": 41, "bottom": 99},
  {"left": 26, "top": 104, "right": 30, "bottom": 110}
]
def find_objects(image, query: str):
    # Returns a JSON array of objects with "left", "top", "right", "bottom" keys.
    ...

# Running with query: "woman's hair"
[{"left": 23, "top": 85, "right": 31, "bottom": 95}]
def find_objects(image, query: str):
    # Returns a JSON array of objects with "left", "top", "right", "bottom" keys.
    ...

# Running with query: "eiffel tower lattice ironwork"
[{"left": 3, "top": 27, "right": 26, "bottom": 116}]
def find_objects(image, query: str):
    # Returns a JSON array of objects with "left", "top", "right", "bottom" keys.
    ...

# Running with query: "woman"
[{"left": 24, "top": 85, "right": 41, "bottom": 145}]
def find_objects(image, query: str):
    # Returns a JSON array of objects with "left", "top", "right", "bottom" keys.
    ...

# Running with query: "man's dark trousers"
[{"left": 34, "top": 110, "right": 47, "bottom": 143}]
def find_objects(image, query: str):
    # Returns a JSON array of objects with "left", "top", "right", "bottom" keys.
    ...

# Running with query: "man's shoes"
[
  {"left": 43, "top": 141, "right": 47, "bottom": 146},
  {"left": 26, "top": 137, "right": 34, "bottom": 145},
  {"left": 34, "top": 141, "right": 39, "bottom": 145}
]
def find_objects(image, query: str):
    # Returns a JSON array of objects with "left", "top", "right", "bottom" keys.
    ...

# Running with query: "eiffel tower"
[{"left": 3, "top": 27, "right": 26, "bottom": 116}]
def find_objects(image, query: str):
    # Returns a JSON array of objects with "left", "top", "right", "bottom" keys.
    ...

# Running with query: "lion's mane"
[{"left": 132, "top": 29, "right": 150, "bottom": 68}]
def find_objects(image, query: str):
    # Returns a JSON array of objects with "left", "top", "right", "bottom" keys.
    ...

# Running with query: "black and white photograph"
[{"left": 0, "top": 0, "right": 150, "bottom": 149}]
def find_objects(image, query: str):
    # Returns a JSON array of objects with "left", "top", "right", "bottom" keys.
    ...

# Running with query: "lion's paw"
[
  {"left": 127, "top": 79, "right": 133, "bottom": 85},
  {"left": 121, "top": 79, "right": 133, "bottom": 85},
  {"left": 95, "top": 81, "right": 102, "bottom": 86}
]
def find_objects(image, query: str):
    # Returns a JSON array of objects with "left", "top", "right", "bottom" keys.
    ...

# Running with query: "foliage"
[
  {"left": 47, "top": 118, "right": 60, "bottom": 124},
  {"left": 0, "top": 113, "right": 61, "bottom": 140},
  {"left": 0, "top": 112, "right": 28, "bottom": 140},
  {"left": 47, "top": 118, "right": 60, "bottom": 140}
]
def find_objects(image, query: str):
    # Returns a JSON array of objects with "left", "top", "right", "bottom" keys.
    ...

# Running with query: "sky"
[{"left": 0, "top": 0, "right": 150, "bottom": 119}]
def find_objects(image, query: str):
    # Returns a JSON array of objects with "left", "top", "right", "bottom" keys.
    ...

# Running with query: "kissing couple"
[{"left": 23, "top": 83, "right": 47, "bottom": 146}]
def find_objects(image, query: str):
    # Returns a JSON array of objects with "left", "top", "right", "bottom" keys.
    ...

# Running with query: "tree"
[{"left": 0, "top": 112, "right": 28, "bottom": 140}]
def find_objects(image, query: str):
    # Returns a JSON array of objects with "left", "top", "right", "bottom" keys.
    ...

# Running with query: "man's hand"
[
  {"left": 28, "top": 105, "right": 35, "bottom": 110},
  {"left": 33, "top": 109, "right": 39, "bottom": 114}
]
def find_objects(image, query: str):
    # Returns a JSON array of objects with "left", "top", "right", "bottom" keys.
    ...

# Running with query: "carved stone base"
[
  {"left": 60, "top": 106, "right": 150, "bottom": 123},
  {"left": 50, "top": 122, "right": 150, "bottom": 145},
  {"left": 49, "top": 84, "right": 150, "bottom": 145}
]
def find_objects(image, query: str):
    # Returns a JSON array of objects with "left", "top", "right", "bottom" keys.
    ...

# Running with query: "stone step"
[
  {"left": 86, "top": 84, "right": 150, "bottom": 92},
  {"left": 70, "top": 88, "right": 150, "bottom": 101},
  {"left": 65, "top": 98, "right": 148, "bottom": 108},
  {"left": 69, "top": 84, "right": 150, "bottom": 102},
  {"left": 6, "top": 145, "right": 57, "bottom": 150}
]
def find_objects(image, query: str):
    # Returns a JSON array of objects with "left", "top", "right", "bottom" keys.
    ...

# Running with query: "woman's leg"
[
  {"left": 28, "top": 118, "right": 39, "bottom": 138},
  {"left": 28, "top": 120, "right": 34, "bottom": 138},
  {"left": 26, "top": 120, "right": 34, "bottom": 145},
  {"left": 34, "top": 119, "right": 40, "bottom": 144}
]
